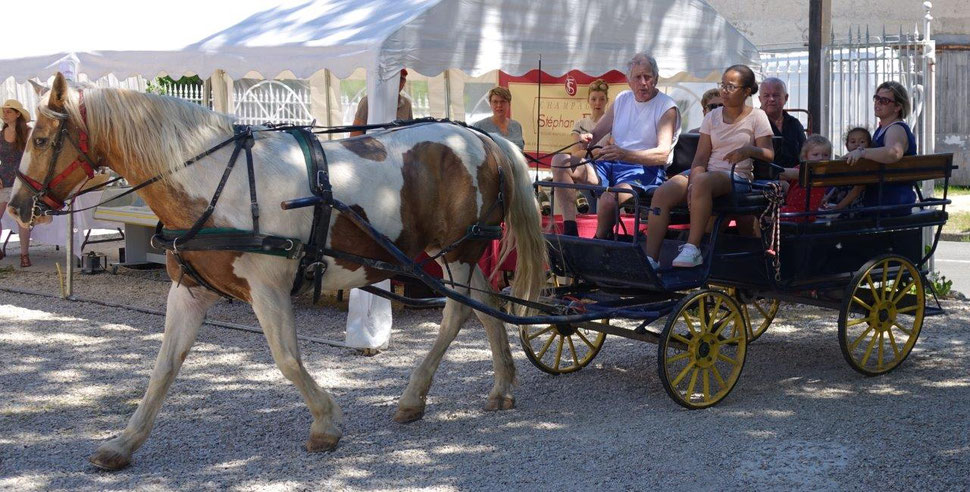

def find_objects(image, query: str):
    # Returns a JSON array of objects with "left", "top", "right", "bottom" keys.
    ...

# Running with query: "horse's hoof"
[
  {"left": 306, "top": 432, "right": 340, "bottom": 453},
  {"left": 89, "top": 447, "right": 131, "bottom": 471},
  {"left": 393, "top": 406, "right": 425, "bottom": 423},
  {"left": 484, "top": 396, "right": 515, "bottom": 411}
]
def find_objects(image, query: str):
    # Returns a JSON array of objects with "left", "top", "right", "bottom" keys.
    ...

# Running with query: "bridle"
[{"left": 16, "top": 90, "right": 100, "bottom": 223}]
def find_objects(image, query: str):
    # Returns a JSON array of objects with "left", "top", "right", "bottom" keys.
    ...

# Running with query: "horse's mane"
[{"left": 61, "top": 87, "right": 235, "bottom": 181}]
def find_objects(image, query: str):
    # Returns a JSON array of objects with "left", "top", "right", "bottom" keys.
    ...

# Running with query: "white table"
[{"left": 92, "top": 188, "right": 166, "bottom": 265}]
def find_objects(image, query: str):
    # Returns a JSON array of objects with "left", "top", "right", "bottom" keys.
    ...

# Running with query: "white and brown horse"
[{"left": 7, "top": 73, "right": 546, "bottom": 470}]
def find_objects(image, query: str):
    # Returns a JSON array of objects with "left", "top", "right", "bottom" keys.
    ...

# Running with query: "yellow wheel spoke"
[
  {"left": 849, "top": 326, "right": 875, "bottom": 351},
  {"left": 713, "top": 313, "right": 736, "bottom": 338},
  {"left": 860, "top": 331, "right": 880, "bottom": 367},
  {"left": 865, "top": 272, "right": 880, "bottom": 303},
  {"left": 671, "top": 361, "right": 696, "bottom": 386},
  {"left": 711, "top": 364, "right": 726, "bottom": 388},
  {"left": 887, "top": 326, "right": 901, "bottom": 359},
  {"left": 711, "top": 296, "right": 724, "bottom": 326},
  {"left": 553, "top": 335, "right": 565, "bottom": 371},
  {"left": 721, "top": 336, "right": 744, "bottom": 345},
  {"left": 535, "top": 332, "right": 557, "bottom": 360},
  {"left": 754, "top": 302, "right": 770, "bottom": 318},
  {"left": 576, "top": 330, "right": 597, "bottom": 350},
  {"left": 567, "top": 336, "right": 580, "bottom": 367},
  {"left": 672, "top": 333, "right": 692, "bottom": 345},
  {"left": 880, "top": 264, "right": 890, "bottom": 302},
  {"left": 686, "top": 368, "right": 700, "bottom": 399},
  {"left": 699, "top": 299, "right": 708, "bottom": 333},
  {"left": 892, "top": 280, "right": 916, "bottom": 304},
  {"left": 717, "top": 353, "right": 738, "bottom": 366},
  {"left": 846, "top": 316, "right": 872, "bottom": 327},
  {"left": 877, "top": 332, "right": 885, "bottom": 370},
  {"left": 896, "top": 306, "right": 919, "bottom": 314},
  {"left": 888, "top": 266, "right": 904, "bottom": 303},
  {"left": 702, "top": 369, "right": 711, "bottom": 402},
  {"left": 852, "top": 296, "right": 873, "bottom": 312},
  {"left": 682, "top": 312, "right": 698, "bottom": 335},
  {"left": 666, "top": 352, "right": 690, "bottom": 364},
  {"left": 527, "top": 325, "right": 554, "bottom": 341},
  {"left": 893, "top": 322, "right": 913, "bottom": 337}
]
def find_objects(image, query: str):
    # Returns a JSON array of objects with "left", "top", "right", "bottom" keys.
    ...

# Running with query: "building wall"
[{"left": 705, "top": 0, "right": 969, "bottom": 47}]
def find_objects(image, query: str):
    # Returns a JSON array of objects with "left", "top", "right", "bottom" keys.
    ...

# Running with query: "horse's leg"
[
  {"left": 250, "top": 285, "right": 343, "bottom": 452},
  {"left": 394, "top": 261, "right": 474, "bottom": 423},
  {"left": 89, "top": 283, "right": 217, "bottom": 471},
  {"left": 469, "top": 266, "right": 517, "bottom": 411}
]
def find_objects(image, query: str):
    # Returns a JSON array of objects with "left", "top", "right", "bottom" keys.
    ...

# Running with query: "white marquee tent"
[{"left": 2, "top": 0, "right": 758, "bottom": 126}]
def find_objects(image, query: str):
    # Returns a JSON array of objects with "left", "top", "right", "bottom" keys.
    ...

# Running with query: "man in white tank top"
[{"left": 575, "top": 53, "right": 681, "bottom": 239}]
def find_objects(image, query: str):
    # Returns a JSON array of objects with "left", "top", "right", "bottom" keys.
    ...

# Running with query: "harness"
[{"left": 26, "top": 108, "right": 512, "bottom": 302}]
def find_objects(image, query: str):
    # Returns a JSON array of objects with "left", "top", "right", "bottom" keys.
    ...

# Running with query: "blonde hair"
[
  {"left": 700, "top": 88, "right": 721, "bottom": 107},
  {"left": 588, "top": 79, "right": 609, "bottom": 96},
  {"left": 800, "top": 134, "right": 833, "bottom": 161},
  {"left": 487, "top": 86, "right": 512, "bottom": 103}
]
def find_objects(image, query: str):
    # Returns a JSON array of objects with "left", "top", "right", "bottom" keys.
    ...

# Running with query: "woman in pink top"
[{"left": 645, "top": 65, "right": 774, "bottom": 268}]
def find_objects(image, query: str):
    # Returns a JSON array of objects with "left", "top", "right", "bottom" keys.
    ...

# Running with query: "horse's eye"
[{"left": 34, "top": 137, "right": 48, "bottom": 148}]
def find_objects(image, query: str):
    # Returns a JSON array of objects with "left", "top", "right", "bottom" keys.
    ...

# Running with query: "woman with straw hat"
[{"left": 1, "top": 99, "right": 33, "bottom": 267}]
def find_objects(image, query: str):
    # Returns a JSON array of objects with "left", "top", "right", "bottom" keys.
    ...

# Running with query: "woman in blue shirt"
[{"left": 844, "top": 81, "right": 917, "bottom": 215}]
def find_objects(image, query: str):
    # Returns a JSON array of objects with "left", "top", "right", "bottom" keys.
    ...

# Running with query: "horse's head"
[{"left": 7, "top": 72, "right": 99, "bottom": 227}]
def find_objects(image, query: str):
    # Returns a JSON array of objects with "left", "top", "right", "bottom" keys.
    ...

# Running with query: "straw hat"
[{"left": 1, "top": 99, "right": 30, "bottom": 121}]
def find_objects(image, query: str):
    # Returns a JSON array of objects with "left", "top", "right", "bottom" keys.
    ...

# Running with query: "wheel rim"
[
  {"left": 520, "top": 323, "right": 606, "bottom": 375},
  {"left": 710, "top": 285, "right": 778, "bottom": 343},
  {"left": 839, "top": 255, "right": 924, "bottom": 375},
  {"left": 659, "top": 290, "right": 747, "bottom": 409},
  {"left": 741, "top": 293, "right": 779, "bottom": 342}
]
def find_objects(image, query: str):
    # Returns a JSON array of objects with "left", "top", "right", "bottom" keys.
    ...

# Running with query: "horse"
[{"left": 7, "top": 72, "right": 547, "bottom": 470}]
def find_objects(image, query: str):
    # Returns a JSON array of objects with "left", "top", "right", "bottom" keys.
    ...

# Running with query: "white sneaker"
[
  {"left": 647, "top": 255, "right": 660, "bottom": 270},
  {"left": 672, "top": 243, "right": 703, "bottom": 268}
]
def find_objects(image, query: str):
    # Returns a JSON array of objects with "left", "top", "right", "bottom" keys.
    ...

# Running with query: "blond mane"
[{"left": 57, "top": 87, "right": 235, "bottom": 181}]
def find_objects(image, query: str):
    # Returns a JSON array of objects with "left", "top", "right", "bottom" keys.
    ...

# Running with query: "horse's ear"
[
  {"left": 29, "top": 79, "right": 49, "bottom": 97},
  {"left": 49, "top": 72, "right": 69, "bottom": 111}
]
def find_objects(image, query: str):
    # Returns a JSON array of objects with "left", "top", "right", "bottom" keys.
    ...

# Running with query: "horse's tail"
[{"left": 491, "top": 136, "right": 547, "bottom": 315}]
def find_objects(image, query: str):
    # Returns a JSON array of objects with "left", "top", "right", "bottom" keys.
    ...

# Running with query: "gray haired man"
[{"left": 568, "top": 53, "right": 681, "bottom": 238}]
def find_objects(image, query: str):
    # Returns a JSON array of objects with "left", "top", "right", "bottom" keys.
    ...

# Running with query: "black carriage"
[{"left": 522, "top": 135, "right": 956, "bottom": 409}]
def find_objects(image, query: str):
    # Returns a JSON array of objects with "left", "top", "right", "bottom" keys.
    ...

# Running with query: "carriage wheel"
[
  {"left": 658, "top": 290, "right": 748, "bottom": 409},
  {"left": 711, "top": 285, "right": 779, "bottom": 343},
  {"left": 520, "top": 323, "right": 606, "bottom": 375},
  {"left": 838, "top": 254, "right": 924, "bottom": 376}
]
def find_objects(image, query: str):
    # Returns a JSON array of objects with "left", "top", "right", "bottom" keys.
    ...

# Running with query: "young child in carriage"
[
  {"left": 778, "top": 135, "right": 833, "bottom": 222},
  {"left": 818, "top": 127, "right": 871, "bottom": 217}
]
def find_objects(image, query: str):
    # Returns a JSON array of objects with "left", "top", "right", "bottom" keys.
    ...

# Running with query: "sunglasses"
[
  {"left": 872, "top": 94, "right": 897, "bottom": 105},
  {"left": 706, "top": 103, "right": 723, "bottom": 111}
]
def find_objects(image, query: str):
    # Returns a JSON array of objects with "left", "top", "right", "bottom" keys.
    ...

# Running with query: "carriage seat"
[{"left": 780, "top": 153, "right": 955, "bottom": 236}]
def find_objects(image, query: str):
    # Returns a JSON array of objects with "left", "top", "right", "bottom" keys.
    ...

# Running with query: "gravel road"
[{"left": 1, "top": 251, "right": 969, "bottom": 490}]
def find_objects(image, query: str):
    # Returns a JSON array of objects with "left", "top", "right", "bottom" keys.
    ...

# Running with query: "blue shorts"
[
  {"left": 594, "top": 160, "right": 665, "bottom": 191},
  {"left": 679, "top": 169, "right": 753, "bottom": 193}
]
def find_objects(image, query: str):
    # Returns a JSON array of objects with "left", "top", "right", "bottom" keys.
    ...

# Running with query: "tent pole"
[{"left": 535, "top": 55, "right": 541, "bottom": 182}]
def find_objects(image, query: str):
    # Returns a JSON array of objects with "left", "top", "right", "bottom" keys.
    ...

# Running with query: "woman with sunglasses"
[
  {"left": 645, "top": 65, "right": 774, "bottom": 269},
  {"left": 688, "top": 88, "right": 723, "bottom": 133},
  {"left": 844, "top": 81, "right": 917, "bottom": 215}
]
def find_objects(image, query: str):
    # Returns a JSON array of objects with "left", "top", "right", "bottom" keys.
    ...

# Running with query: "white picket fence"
[{"left": 160, "top": 82, "right": 208, "bottom": 108}]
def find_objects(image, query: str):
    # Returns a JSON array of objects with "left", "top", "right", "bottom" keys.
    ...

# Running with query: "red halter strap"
[{"left": 20, "top": 90, "right": 98, "bottom": 210}]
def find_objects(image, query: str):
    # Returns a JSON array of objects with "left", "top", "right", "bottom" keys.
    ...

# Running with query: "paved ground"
[
  {"left": 0, "top": 245, "right": 969, "bottom": 490},
  {"left": 935, "top": 241, "right": 970, "bottom": 297}
]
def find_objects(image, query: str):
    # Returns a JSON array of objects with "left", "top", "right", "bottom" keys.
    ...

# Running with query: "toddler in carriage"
[
  {"left": 779, "top": 135, "right": 832, "bottom": 222},
  {"left": 819, "top": 127, "right": 870, "bottom": 217}
]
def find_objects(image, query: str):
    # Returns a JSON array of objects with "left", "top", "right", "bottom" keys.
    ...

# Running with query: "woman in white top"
[
  {"left": 645, "top": 65, "right": 774, "bottom": 268},
  {"left": 550, "top": 79, "right": 611, "bottom": 235}
]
